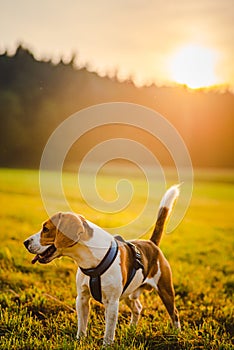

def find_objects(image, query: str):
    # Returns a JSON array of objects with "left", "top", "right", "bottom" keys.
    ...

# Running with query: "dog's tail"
[{"left": 150, "top": 185, "right": 180, "bottom": 246}]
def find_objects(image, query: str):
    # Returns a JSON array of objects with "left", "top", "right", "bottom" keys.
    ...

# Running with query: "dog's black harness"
[
  {"left": 80, "top": 239, "right": 119, "bottom": 303},
  {"left": 80, "top": 237, "right": 144, "bottom": 304},
  {"left": 121, "top": 240, "right": 145, "bottom": 294}
]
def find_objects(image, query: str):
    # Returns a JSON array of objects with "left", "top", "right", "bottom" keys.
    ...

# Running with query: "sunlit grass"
[{"left": 0, "top": 167, "right": 233, "bottom": 349}]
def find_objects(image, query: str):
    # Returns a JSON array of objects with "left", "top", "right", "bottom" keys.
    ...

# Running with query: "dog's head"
[{"left": 24, "top": 212, "right": 93, "bottom": 264}]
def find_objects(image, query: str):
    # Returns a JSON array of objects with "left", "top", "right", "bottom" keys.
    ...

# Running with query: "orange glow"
[{"left": 169, "top": 45, "right": 220, "bottom": 89}]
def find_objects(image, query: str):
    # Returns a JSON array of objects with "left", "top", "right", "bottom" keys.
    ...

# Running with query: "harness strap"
[
  {"left": 80, "top": 238, "right": 145, "bottom": 304},
  {"left": 122, "top": 242, "right": 145, "bottom": 294},
  {"left": 80, "top": 239, "right": 118, "bottom": 303}
]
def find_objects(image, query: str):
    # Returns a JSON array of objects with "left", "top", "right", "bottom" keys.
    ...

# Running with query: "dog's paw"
[
  {"left": 102, "top": 338, "right": 114, "bottom": 348},
  {"left": 174, "top": 320, "right": 181, "bottom": 330},
  {"left": 76, "top": 332, "right": 87, "bottom": 341}
]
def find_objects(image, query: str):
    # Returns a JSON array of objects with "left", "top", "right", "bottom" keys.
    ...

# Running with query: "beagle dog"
[{"left": 24, "top": 185, "right": 181, "bottom": 345}]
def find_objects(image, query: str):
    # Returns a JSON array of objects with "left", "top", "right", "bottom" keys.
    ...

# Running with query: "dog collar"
[{"left": 80, "top": 239, "right": 119, "bottom": 303}]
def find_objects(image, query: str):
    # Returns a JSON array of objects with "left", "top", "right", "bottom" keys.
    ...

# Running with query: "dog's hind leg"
[
  {"left": 125, "top": 283, "right": 153, "bottom": 326},
  {"left": 125, "top": 297, "right": 142, "bottom": 325},
  {"left": 157, "top": 268, "right": 181, "bottom": 329}
]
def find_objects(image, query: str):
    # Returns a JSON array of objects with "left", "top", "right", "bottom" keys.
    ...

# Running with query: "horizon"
[
  {"left": 0, "top": 1, "right": 233, "bottom": 91},
  {"left": 1, "top": 43, "right": 233, "bottom": 94},
  {"left": 0, "top": 47, "right": 233, "bottom": 170}
]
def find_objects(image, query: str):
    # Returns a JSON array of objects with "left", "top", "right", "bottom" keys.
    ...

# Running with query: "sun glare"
[{"left": 169, "top": 44, "right": 219, "bottom": 89}]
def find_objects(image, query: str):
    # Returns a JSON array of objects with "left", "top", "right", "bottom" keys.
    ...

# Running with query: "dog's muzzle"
[{"left": 24, "top": 238, "right": 57, "bottom": 264}]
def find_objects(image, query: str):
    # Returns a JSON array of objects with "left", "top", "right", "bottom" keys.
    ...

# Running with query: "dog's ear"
[{"left": 54, "top": 212, "right": 84, "bottom": 248}]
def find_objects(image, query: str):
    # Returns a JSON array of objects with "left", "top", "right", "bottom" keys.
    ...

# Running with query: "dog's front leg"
[
  {"left": 76, "top": 291, "right": 90, "bottom": 339},
  {"left": 103, "top": 299, "right": 119, "bottom": 345}
]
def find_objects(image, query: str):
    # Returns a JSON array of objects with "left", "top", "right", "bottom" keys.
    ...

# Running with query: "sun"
[{"left": 169, "top": 44, "right": 219, "bottom": 89}]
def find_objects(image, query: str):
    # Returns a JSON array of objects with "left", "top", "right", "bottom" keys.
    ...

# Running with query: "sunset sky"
[{"left": 0, "top": 0, "right": 233, "bottom": 89}]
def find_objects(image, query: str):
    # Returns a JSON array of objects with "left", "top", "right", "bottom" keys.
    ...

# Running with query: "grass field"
[{"left": 0, "top": 168, "right": 233, "bottom": 349}]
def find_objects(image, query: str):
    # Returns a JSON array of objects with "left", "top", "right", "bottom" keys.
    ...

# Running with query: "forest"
[{"left": 0, "top": 45, "right": 233, "bottom": 168}]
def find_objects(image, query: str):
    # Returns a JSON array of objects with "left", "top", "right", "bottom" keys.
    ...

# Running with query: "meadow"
[{"left": 0, "top": 167, "right": 233, "bottom": 349}]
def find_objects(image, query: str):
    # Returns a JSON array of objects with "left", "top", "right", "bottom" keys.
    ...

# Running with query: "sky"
[{"left": 0, "top": 0, "right": 233, "bottom": 89}]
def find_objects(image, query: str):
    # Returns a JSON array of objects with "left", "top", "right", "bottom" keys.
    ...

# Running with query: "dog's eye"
[{"left": 42, "top": 226, "right": 49, "bottom": 233}]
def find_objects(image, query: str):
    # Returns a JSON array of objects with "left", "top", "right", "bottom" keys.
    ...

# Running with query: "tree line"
[{"left": 0, "top": 45, "right": 233, "bottom": 168}]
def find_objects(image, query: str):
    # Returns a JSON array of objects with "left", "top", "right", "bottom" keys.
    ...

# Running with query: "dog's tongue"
[{"left": 31, "top": 255, "right": 39, "bottom": 264}]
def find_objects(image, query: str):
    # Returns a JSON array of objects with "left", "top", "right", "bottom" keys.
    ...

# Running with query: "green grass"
[{"left": 0, "top": 167, "right": 233, "bottom": 349}]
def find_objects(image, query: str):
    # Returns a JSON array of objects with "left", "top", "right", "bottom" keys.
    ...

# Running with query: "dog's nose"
[{"left": 24, "top": 239, "right": 30, "bottom": 249}]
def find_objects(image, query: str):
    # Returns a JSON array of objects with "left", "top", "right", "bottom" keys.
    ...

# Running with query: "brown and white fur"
[{"left": 24, "top": 185, "right": 181, "bottom": 345}]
